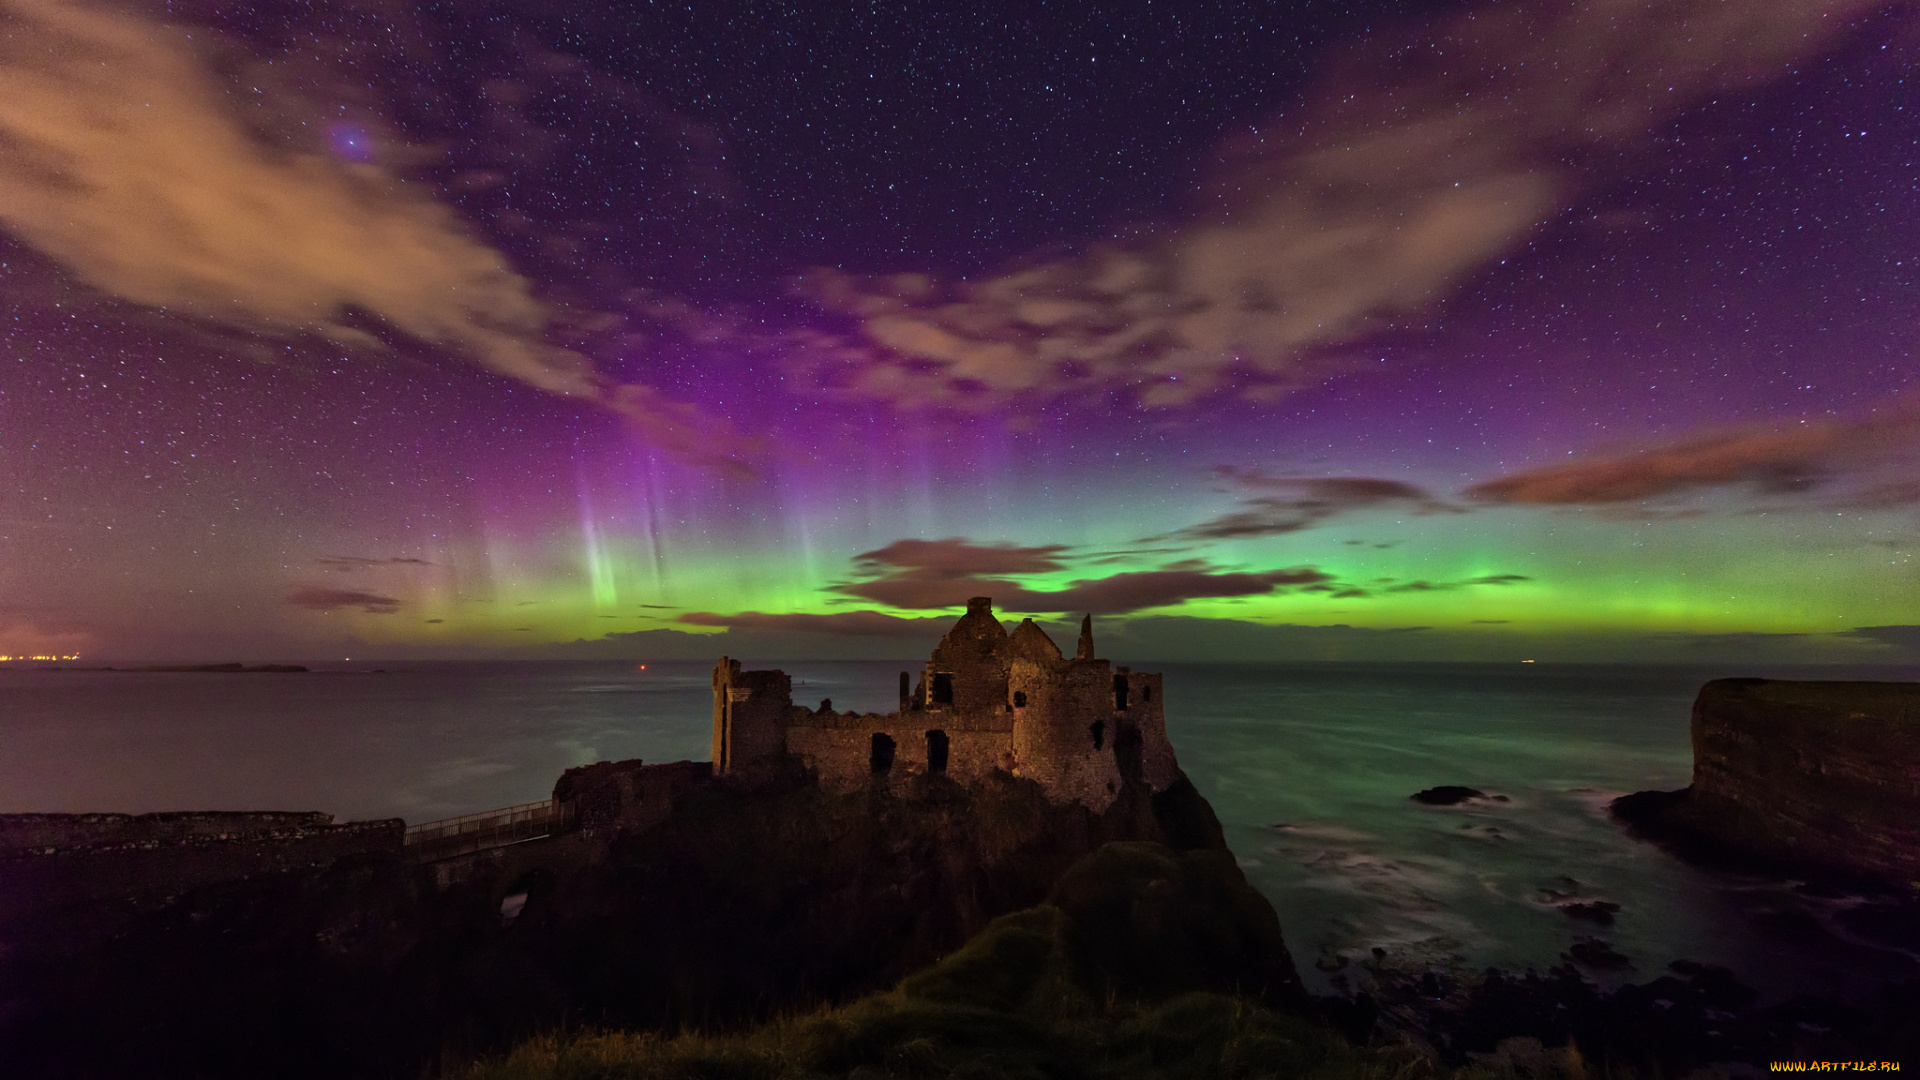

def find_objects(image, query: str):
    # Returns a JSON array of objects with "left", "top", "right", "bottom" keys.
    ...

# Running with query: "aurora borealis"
[{"left": 2, "top": 0, "right": 1917, "bottom": 664}]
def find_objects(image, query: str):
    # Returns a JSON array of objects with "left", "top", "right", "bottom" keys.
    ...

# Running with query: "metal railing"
[{"left": 403, "top": 799, "right": 572, "bottom": 861}]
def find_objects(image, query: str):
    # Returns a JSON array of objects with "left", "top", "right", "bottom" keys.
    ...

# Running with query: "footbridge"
[{"left": 403, "top": 799, "right": 574, "bottom": 863}]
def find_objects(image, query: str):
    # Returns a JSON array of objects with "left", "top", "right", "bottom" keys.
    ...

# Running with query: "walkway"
[{"left": 403, "top": 799, "right": 572, "bottom": 863}]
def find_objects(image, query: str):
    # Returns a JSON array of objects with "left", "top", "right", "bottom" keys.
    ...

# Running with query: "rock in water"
[{"left": 1411, "top": 785, "right": 1487, "bottom": 805}]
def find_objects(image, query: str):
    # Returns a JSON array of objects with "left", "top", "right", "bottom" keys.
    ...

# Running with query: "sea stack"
[{"left": 1613, "top": 677, "right": 1920, "bottom": 885}]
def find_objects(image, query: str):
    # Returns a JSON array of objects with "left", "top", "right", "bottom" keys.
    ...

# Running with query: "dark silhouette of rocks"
[
  {"left": 1409, "top": 785, "right": 1506, "bottom": 805},
  {"left": 1558, "top": 900, "right": 1620, "bottom": 925},
  {"left": 41, "top": 662, "right": 312, "bottom": 673},
  {"left": 1563, "top": 937, "right": 1632, "bottom": 970},
  {"left": 1361, "top": 956, "right": 1920, "bottom": 1074},
  {"left": 138, "top": 662, "right": 311, "bottom": 672}
]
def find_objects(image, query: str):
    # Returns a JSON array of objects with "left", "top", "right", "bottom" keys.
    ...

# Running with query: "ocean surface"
[{"left": 5, "top": 659, "right": 1917, "bottom": 1000}]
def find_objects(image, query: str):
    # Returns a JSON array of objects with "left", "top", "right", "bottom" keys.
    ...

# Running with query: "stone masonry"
[{"left": 712, "top": 598, "right": 1179, "bottom": 811}]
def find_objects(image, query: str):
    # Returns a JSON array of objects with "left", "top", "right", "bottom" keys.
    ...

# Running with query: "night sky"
[{"left": 2, "top": 0, "right": 1917, "bottom": 664}]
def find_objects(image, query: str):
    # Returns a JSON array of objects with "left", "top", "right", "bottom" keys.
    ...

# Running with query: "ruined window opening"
[
  {"left": 926, "top": 730, "right": 949, "bottom": 774},
  {"left": 931, "top": 672, "right": 954, "bottom": 706},
  {"left": 870, "top": 732, "right": 896, "bottom": 775},
  {"left": 719, "top": 701, "right": 730, "bottom": 771},
  {"left": 1112, "top": 675, "right": 1129, "bottom": 711},
  {"left": 1013, "top": 690, "right": 1028, "bottom": 708},
  {"left": 1114, "top": 726, "right": 1144, "bottom": 782},
  {"left": 1090, "top": 719, "right": 1106, "bottom": 751},
  {"left": 1143, "top": 684, "right": 1152, "bottom": 702}
]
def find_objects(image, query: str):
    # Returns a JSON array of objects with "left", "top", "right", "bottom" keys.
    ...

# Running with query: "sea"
[{"left": 4, "top": 659, "right": 1916, "bottom": 1001}]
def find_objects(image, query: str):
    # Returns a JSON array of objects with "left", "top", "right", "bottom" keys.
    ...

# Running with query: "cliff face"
[
  {"left": 0, "top": 762, "right": 1301, "bottom": 1080},
  {"left": 1614, "top": 677, "right": 1920, "bottom": 885}
]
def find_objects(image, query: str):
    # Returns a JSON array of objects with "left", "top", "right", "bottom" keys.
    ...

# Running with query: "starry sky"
[{"left": 2, "top": 0, "right": 1918, "bottom": 664}]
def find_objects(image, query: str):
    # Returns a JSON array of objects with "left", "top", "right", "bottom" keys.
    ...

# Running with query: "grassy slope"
[{"left": 463, "top": 903, "right": 1492, "bottom": 1080}]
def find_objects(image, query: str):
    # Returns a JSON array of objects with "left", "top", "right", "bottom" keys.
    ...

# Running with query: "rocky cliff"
[
  {"left": 0, "top": 759, "right": 1302, "bottom": 1080},
  {"left": 1613, "top": 677, "right": 1920, "bottom": 886}
]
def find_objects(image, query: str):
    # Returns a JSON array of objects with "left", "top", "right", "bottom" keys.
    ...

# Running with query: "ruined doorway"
[
  {"left": 870, "top": 732, "right": 896, "bottom": 774},
  {"left": 926, "top": 730, "right": 949, "bottom": 774}
]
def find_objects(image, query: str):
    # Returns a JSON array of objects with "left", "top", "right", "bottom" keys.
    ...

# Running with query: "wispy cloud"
[
  {"left": 1465, "top": 410, "right": 1920, "bottom": 506},
  {"left": 851, "top": 538, "right": 1071, "bottom": 577},
  {"left": 791, "top": 0, "right": 1894, "bottom": 412},
  {"left": 678, "top": 610, "right": 952, "bottom": 636},
  {"left": 285, "top": 586, "right": 401, "bottom": 614},
  {"left": 1384, "top": 574, "right": 1530, "bottom": 593},
  {"left": 838, "top": 566, "right": 1334, "bottom": 615},
  {"left": 0, "top": 0, "right": 752, "bottom": 475},
  {"left": 316, "top": 556, "right": 433, "bottom": 571},
  {"left": 1153, "top": 468, "right": 1456, "bottom": 541}
]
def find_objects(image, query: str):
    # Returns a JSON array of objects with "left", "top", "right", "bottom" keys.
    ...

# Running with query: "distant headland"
[{"left": 17, "top": 662, "right": 311, "bottom": 672}]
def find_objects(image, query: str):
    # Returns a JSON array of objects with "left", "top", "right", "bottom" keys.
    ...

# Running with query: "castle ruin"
[{"left": 711, "top": 598, "right": 1178, "bottom": 810}]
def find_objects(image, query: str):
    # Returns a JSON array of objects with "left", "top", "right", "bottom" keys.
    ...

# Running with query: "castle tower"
[
  {"left": 921, "top": 597, "right": 1012, "bottom": 716},
  {"left": 1010, "top": 616, "right": 1124, "bottom": 811},
  {"left": 1108, "top": 667, "right": 1178, "bottom": 791},
  {"left": 711, "top": 657, "right": 792, "bottom": 776}
]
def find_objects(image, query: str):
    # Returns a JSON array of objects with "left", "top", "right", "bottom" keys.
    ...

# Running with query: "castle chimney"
[
  {"left": 899, "top": 670, "right": 910, "bottom": 713},
  {"left": 1076, "top": 614, "right": 1094, "bottom": 659},
  {"left": 967, "top": 596, "right": 992, "bottom": 614}
]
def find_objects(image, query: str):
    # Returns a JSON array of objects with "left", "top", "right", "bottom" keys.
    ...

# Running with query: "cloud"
[
  {"left": 678, "top": 610, "right": 953, "bottom": 637},
  {"left": 285, "top": 586, "right": 402, "bottom": 614},
  {"left": 1155, "top": 468, "right": 1455, "bottom": 541},
  {"left": 1383, "top": 574, "right": 1530, "bottom": 593},
  {"left": 0, "top": 0, "right": 752, "bottom": 476},
  {"left": 1831, "top": 480, "right": 1920, "bottom": 510},
  {"left": 851, "top": 538, "right": 1071, "bottom": 576},
  {"left": 839, "top": 566, "right": 1334, "bottom": 615},
  {"left": 316, "top": 556, "right": 433, "bottom": 571},
  {"left": 1465, "top": 411, "right": 1920, "bottom": 506},
  {"left": 792, "top": 0, "right": 1892, "bottom": 412}
]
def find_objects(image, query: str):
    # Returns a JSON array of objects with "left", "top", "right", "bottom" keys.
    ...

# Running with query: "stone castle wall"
[
  {"left": 711, "top": 601, "right": 1182, "bottom": 810},
  {"left": 554, "top": 758, "right": 714, "bottom": 836},
  {"left": 1010, "top": 656, "right": 1125, "bottom": 811},
  {"left": 785, "top": 720, "right": 1012, "bottom": 793}
]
